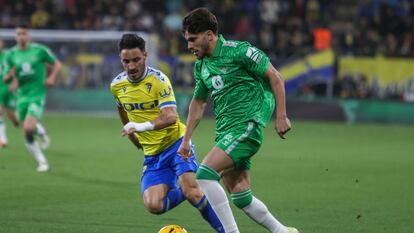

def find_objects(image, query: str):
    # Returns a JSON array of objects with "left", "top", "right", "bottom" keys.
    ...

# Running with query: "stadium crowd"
[
  {"left": 2, "top": 0, "right": 414, "bottom": 100},
  {"left": 2, "top": 0, "right": 414, "bottom": 59}
]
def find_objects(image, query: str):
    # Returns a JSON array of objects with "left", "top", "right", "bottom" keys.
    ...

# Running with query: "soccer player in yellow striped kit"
[{"left": 110, "top": 33, "right": 223, "bottom": 232}]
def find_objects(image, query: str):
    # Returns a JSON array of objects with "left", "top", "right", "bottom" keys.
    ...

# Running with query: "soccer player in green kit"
[
  {"left": 178, "top": 8, "right": 298, "bottom": 233},
  {"left": 3, "top": 24, "right": 61, "bottom": 171},
  {"left": 0, "top": 39, "right": 19, "bottom": 148}
]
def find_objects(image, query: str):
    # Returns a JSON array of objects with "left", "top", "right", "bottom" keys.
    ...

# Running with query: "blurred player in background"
[
  {"left": 3, "top": 24, "right": 61, "bottom": 171},
  {"left": 0, "top": 39, "right": 19, "bottom": 148},
  {"left": 179, "top": 8, "right": 298, "bottom": 233},
  {"left": 110, "top": 33, "right": 223, "bottom": 232}
]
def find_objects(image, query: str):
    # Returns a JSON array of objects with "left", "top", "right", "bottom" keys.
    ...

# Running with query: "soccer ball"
[{"left": 158, "top": 224, "right": 188, "bottom": 233}]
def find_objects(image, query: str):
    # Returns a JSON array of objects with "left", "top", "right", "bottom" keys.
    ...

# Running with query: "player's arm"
[
  {"left": 178, "top": 97, "right": 207, "bottom": 159},
  {"left": 2, "top": 56, "right": 15, "bottom": 83},
  {"left": 178, "top": 62, "right": 209, "bottom": 159},
  {"left": 45, "top": 59, "right": 62, "bottom": 87},
  {"left": 122, "top": 105, "right": 178, "bottom": 135},
  {"left": 264, "top": 63, "right": 291, "bottom": 139},
  {"left": 117, "top": 106, "right": 143, "bottom": 150}
]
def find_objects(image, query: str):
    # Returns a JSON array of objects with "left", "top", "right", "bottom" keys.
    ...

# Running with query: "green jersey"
[
  {"left": 193, "top": 35, "right": 275, "bottom": 135},
  {"left": 0, "top": 49, "right": 8, "bottom": 91},
  {"left": 5, "top": 43, "right": 57, "bottom": 101}
]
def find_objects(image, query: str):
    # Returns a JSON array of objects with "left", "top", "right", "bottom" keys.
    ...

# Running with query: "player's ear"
[
  {"left": 143, "top": 51, "right": 148, "bottom": 58},
  {"left": 206, "top": 30, "right": 213, "bottom": 41}
]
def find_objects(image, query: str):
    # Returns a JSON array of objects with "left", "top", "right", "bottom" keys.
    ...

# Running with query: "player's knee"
[
  {"left": 195, "top": 164, "right": 221, "bottom": 181},
  {"left": 231, "top": 189, "right": 253, "bottom": 209},
  {"left": 23, "top": 126, "right": 35, "bottom": 135},
  {"left": 181, "top": 185, "right": 203, "bottom": 203},
  {"left": 143, "top": 198, "right": 164, "bottom": 215}
]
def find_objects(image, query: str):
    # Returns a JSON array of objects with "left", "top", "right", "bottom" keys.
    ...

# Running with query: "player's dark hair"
[
  {"left": 118, "top": 33, "right": 145, "bottom": 52},
  {"left": 182, "top": 7, "right": 218, "bottom": 35},
  {"left": 16, "top": 22, "right": 30, "bottom": 29}
]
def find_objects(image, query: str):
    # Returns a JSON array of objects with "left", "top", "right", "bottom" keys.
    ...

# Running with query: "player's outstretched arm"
[
  {"left": 264, "top": 63, "right": 291, "bottom": 139},
  {"left": 117, "top": 106, "right": 142, "bottom": 150},
  {"left": 178, "top": 97, "right": 206, "bottom": 160}
]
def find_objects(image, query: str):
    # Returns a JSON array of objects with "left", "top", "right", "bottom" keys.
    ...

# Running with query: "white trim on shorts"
[{"left": 225, "top": 122, "right": 254, "bottom": 154}]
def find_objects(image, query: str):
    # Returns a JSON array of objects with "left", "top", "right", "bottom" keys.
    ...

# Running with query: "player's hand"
[
  {"left": 8, "top": 78, "right": 18, "bottom": 92},
  {"left": 122, "top": 122, "right": 137, "bottom": 136},
  {"left": 275, "top": 116, "right": 291, "bottom": 139},
  {"left": 122, "top": 122, "right": 154, "bottom": 136},
  {"left": 178, "top": 140, "right": 191, "bottom": 161},
  {"left": 45, "top": 76, "right": 56, "bottom": 87}
]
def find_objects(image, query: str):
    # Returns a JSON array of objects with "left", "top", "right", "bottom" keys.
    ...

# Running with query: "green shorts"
[
  {"left": 216, "top": 121, "right": 263, "bottom": 170},
  {"left": 0, "top": 87, "right": 16, "bottom": 109},
  {"left": 17, "top": 98, "right": 45, "bottom": 121}
]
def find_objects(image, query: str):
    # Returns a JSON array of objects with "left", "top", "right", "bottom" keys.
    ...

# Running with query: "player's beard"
[{"left": 127, "top": 69, "right": 145, "bottom": 83}]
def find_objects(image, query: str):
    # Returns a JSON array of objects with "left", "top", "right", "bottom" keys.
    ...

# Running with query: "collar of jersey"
[
  {"left": 212, "top": 34, "right": 225, "bottom": 57},
  {"left": 127, "top": 66, "right": 148, "bottom": 84}
]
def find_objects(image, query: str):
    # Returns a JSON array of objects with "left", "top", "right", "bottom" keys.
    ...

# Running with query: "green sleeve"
[
  {"left": 41, "top": 45, "right": 57, "bottom": 64},
  {"left": 237, "top": 43, "right": 270, "bottom": 78},
  {"left": 193, "top": 61, "right": 209, "bottom": 100},
  {"left": 2, "top": 51, "right": 11, "bottom": 76}
]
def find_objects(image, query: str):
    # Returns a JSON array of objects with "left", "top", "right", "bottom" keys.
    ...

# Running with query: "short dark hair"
[
  {"left": 118, "top": 33, "right": 145, "bottom": 52},
  {"left": 16, "top": 22, "right": 30, "bottom": 29},
  {"left": 182, "top": 8, "right": 218, "bottom": 35}
]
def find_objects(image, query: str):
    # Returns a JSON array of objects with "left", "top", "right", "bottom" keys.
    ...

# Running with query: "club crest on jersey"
[
  {"left": 145, "top": 83, "right": 152, "bottom": 93},
  {"left": 202, "top": 66, "right": 210, "bottom": 78},
  {"left": 122, "top": 85, "right": 127, "bottom": 93}
]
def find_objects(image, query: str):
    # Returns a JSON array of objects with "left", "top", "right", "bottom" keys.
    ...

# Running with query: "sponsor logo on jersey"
[
  {"left": 122, "top": 86, "right": 127, "bottom": 93},
  {"left": 122, "top": 100, "right": 159, "bottom": 111},
  {"left": 212, "top": 75, "right": 224, "bottom": 90}
]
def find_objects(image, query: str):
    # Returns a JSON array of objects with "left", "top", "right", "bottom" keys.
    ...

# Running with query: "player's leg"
[
  {"left": 141, "top": 153, "right": 186, "bottom": 214},
  {"left": 223, "top": 169, "right": 294, "bottom": 233},
  {"left": 196, "top": 146, "right": 240, "bottom": 233},
  {"left": 173, "top": 139, "right": 223, "bottom": 232},
  {"left": 19, "top": 100, "right": 49, "bottom": 172},
  {"left": 5, "top": 91, "right": 19, "bottom": 127},
  {"left": 6, "top": 109, "right": 19, "bottom": 127},
  {"left": 35, "top": 121, "right": 50, "bottom": 149},
  {"left": 142, "top": 183, "right": 185, "bottom": 214},
  {"left": 0, "top": 105, "right": 7, "bottom": 147},
  {"left": 23, "top": 115, "right": 49, "bottom": 172},
  {"left": 179, "top": 172, "right": 224, "bottom": 233}
]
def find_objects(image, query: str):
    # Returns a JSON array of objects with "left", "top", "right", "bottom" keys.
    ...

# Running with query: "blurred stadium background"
[{"left": 1, "top": 1, "right": 414, "bottom": 233}]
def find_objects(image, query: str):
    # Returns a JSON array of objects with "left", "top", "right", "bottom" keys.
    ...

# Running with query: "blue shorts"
[{"left": 141, "top": 137, "right": 198, "bottom": 194}]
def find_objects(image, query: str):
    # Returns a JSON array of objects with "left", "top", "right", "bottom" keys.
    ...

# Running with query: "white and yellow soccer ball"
[{"left": 158, "top": 224, "right": 188, "bottom": 233}]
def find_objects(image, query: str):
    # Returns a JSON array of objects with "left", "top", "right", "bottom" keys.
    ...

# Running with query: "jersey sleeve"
[
  {"left": 237, "top": 43, "right": 270, "bottom": 78},
  {"left": 110, "top": 84, "right": 122, "bottom": 107},
  {"left": 40, "top": 45, "right": 57, "bottom": 64},
  {"left": 1, "top": 51, "right": 11, "bottom": 76},
  {"left": 156, "top": 74, "right": 177, "bottom": 109},
  {"left": 193, "top": 61, "right": 209, "bottom": 100}
]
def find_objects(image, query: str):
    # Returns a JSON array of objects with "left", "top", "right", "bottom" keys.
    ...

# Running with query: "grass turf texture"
[{"left": 1, "top": 115, "right": 413, "bottom": 233}]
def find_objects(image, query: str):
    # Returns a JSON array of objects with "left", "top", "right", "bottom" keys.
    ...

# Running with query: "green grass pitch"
[{"left": 1, "top": 114, "right": 413, "bottom": 233}]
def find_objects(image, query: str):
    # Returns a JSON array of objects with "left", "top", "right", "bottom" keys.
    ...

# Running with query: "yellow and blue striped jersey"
[{"left": 110, "top": 66, "right": 185, "bottom": 156}]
